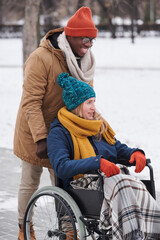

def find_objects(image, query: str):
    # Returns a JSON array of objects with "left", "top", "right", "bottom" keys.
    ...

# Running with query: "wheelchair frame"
[{"left": 23, "top": 158, "right": 156, "bottom": 240}]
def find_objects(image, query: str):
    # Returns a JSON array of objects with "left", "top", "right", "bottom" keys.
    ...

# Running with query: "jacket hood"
[
  {"left": 39, "top": 28, "right": 64, "bottom": 53},
  {"left": 39, "top": 27, "right": 67, "bottom": 81}
]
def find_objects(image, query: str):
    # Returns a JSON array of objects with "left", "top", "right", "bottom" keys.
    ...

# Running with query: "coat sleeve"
[
  {"left": 47, "top": 126, "right": 101, "bottom": 179},
  {"left": 22, "top": 53, "right": 48, "bottom": 143},
  {"left": 115, "top": 139, "right": 140, "bottom": 161}
]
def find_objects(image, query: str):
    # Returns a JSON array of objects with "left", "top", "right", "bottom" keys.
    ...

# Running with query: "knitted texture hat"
[
  {"left": 57, "top": 73, "right": 96, "bottom": 111},
  {"left": 64, "top": 7, "right": 97, "bottom": 38}
]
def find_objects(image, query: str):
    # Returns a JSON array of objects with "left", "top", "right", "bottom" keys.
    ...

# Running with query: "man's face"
[{"left": 67, "top": 36, "right": 95, "bottom": 57}]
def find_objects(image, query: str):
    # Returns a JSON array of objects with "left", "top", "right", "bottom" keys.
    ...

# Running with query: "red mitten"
[
  {"left": 100, "top": 158, "right": 120, "bottom": 177},
  {"left": 129, "top": 151, "right": 146, "bottom": 173}
]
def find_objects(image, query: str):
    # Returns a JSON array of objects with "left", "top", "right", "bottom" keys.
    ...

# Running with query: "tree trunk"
[
  {"left": 97, "top": 0, "right": 116, "bottom": 38},
  {"left": 77, "top": 0, "right": 86, "bottom": 9},
  {"left": 23, "top": 0, "right": 41, "bottom": 64}
]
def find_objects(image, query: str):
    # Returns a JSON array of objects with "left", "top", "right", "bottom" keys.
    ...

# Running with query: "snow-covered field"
[{"left": 0, "top": 36, "right": 160, "bottom": 192}]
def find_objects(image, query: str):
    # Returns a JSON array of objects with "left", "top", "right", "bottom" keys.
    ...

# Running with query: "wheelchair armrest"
[
  {"left": 118, "top": 158, "right": 156, "bottom": 199},
  {"left": 117, "top": 158, "right": 151, "bottom": 166},
  {"left": 117, "top": 158, "right": 153, "bottom": 180}
]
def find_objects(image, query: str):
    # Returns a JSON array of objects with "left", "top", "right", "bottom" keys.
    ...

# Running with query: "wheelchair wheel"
[{"left": 23, "top": 186, "right": 86, "bottom": 240}]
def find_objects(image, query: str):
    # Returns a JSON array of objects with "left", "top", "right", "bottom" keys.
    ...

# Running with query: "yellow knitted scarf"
[{"left": 58, "top": 107, "right": 116, "bottom": 180}]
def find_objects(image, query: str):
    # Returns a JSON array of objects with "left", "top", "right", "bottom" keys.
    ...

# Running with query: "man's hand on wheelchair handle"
[
  {"left": 100, "top": 158, "right": 120, "bottom": 177},
  {"left": 129, "top": 151, "right": 146, "bottom": 173},
  {"left": 36, "top": 138, "right": 48, "bottom": 159}
]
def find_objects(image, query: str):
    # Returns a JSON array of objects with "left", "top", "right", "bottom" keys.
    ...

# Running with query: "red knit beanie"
[{"left": 64, "top": 7, "right": 98, "bottom": 38}]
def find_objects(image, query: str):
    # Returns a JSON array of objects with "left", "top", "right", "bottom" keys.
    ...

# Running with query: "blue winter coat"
[{"left": 47, "top": 118, "right": 139, "bottom": 189}]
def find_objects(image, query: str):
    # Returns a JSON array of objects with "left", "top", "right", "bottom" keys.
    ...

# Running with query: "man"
[{"left": 14, "top": 6, "right": 97, "bottom": 240}]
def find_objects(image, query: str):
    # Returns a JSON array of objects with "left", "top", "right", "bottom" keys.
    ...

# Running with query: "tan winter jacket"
[{"left": 14, "top": 28, "right": 70, "bottom": 168}]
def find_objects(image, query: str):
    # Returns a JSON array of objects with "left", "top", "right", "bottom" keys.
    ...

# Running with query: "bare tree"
[
  {"left": 0, "top": 0, "right": 5, "bottom": 24},
  {"left": 23, "top": 0, "right": 42, "bottom": 63},
  {"left": 0, "top": 0, "right": 25, "bottom": 24},
  {"left": 77, "top": 0, "right": 88, "bottom": 9},
  {"left": 97, "top": 0, "right": 117, "bottom": 38}
]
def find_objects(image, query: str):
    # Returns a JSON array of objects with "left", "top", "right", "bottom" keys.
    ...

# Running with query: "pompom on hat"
[
  {"left": 57, "top": 73, "right": 96, "bottom": 111},
  {"left": 64, "top": 7, "right": 98, "bottom": 38}
]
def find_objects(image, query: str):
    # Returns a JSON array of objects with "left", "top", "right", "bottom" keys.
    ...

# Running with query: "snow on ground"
[
  {"left": 92, "top": 37, "right": 160, "bottom": 70},
  {"left": 0, "top": 36, "right": 160, "bottom": 192}
]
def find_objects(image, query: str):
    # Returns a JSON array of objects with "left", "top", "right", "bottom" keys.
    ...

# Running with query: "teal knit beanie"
[{"left": 57, "top": 73, "right": 96, "bottom": 111}]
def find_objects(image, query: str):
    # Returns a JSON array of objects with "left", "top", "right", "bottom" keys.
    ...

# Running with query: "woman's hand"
[
  {"left": 129, "top": 151, "right": 146, "bottom": 173},
  {"left": 100, "top": 158, "right": 120, "bottom": 177}
]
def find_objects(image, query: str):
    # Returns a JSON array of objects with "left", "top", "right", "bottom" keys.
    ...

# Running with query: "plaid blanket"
[
  {"left": 99, "top": 172, "right": 160, "bottom": 239},
  {"left": 71, "top": 165, "right": 160, "bottom": 239}
]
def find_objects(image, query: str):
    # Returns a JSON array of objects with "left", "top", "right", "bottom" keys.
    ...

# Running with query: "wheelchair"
[{"left": 23, "top": 159, "right": 156, "bottom": 240}]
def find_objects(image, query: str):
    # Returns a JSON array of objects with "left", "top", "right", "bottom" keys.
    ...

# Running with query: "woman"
[{"left": 47, "top": 73, "right": 160, "bottom": 240}]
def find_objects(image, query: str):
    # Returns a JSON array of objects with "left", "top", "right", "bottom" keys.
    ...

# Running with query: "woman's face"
[{"left": 81, "top": 97, "right": 96, "bottom": 120}]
